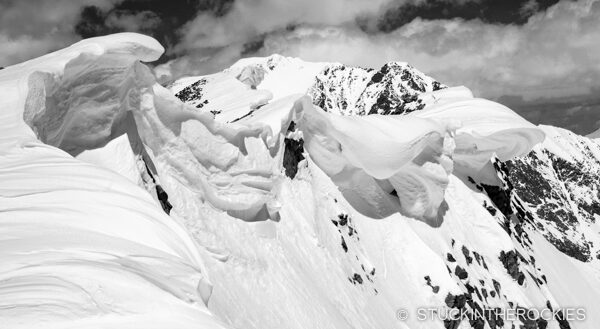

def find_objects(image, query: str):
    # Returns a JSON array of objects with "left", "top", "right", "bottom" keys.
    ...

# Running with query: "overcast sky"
[{"left": 1, "top": 0, "right": 599, "bottom": 135}]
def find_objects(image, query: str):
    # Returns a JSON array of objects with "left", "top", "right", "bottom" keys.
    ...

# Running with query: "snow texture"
[
  {"left": 3, "top": 34, "right": 600, "bottom": 329},
  {"left": 0, "top": 33, "right": 227, "bottom": 329}
]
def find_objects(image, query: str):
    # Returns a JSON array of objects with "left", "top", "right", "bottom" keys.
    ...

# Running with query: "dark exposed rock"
[
  {"left": 424, "top": 275, "right": 440, "bottom": 293},
  {"left": 454, "top": 266, "right": 468, "bottom": 280},
  {"left": 544, "top": 235, "right": 590, "bottom": 262},
  {"left": 443, "top": 319, "right": 461, "bottom": 329},
  {"left": 341, "top": 237, "right": 348, "bottom": 253},
  {"left": 231, "top": 109, "right": 256, "bottom": 123},
  {"left": 482, "top": 183, "right": 512, "bottom": 218},
  {"left": 473, "top": 251, "right": 482, "bottom": 266},
  {"left": 338, "top": 213, "right": 348, "bottom": 226},
  {"left": 140, "top": 156, "right": 173, "bottom": 216},
  {"left": 308, "top": 62, "right": 445, "bottom": 116},
  {"left": 175, "top": 78, "right": 207, "bottom": 103},
  {"left": 516, "top": 307, "right": 542, "bottom": 329},
  {"left": 351, "top": 273, "right": 363, "bottom": 285},
  {"left": 484, "top": 307, "right": 504, "bottom": 329},
  {"left": 499, "top": 250, "right": 526, "bottom": 285},
  {"left": 554, "top": 310, "right": 572, "bottom": 329},
  {"left": 196, "top": 99, "right": 209, "bottom": 109},
  {"left": 481, "top": 258, "right": 489, "bottom": 270},
  {"left": 444, "top": 293, "right": 467, "bottom": 309},
  {"left": 155, "top": 185, "right": 173, "bottom": 215},
  {"left": 282, "top": 121, "right": 305, "bottom": 179},
  {"left": 443, "top": 293, "right": 468, "bottom": 329},
  {"left": 500, "top": 143, "right": 598, "bottom": 262},
  {"left": 447, "top": 253, "right": 456, "bottom": 262},
  {"left": 492, "top": 279, "right": 501, "bottom": 294},
  {"left": 462, "top": 245, "right": 473, "bottom": 265}
]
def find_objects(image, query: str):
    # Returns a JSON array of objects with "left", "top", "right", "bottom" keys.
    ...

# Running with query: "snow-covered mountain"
[
  {"left": 2, "top": 33, "right": 599, "bottom": 329},
  {"left": 170, "top": 54, "right": 445, "bottom": 118},
  {"left": 499, "top": 126, "right": 600, "bottom": 262}
]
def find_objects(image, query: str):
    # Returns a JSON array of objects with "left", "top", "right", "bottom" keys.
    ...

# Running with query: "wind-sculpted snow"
[
  {"left": 172, "top": 59, "right": 544, "bottom": 222},
  {"left": 5, "top": 34, "right": 593, "bottom": 329},
  {"left": 165, "top": 54, "right": 598, "bottom": 329},
  {"left": 298, "top": 97, "right": 454, "bottom": 222},
  {"left": 0, "top": 33, "right": 228, "bottom": 328},
  {"left": 410, "top": 87, "right": 545, "bottom": 185},
  {"left": 132, "top": 84, "right": 293, "bottom": 222}
]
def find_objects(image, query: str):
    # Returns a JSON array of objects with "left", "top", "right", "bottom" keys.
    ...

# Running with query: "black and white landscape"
[{"left": 1, "top": 1, "right": 599, "bottom": 329}]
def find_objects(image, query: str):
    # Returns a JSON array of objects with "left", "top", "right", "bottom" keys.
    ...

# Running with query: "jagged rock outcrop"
[{"left": 309, "top": 62, "right": 445, "bottom": 116}]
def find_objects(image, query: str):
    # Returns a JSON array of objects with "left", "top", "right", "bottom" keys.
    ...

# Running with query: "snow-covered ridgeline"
[
  {"left": 170, "top": 55, "right": 599, "bottom": 329},
  {"left": 1, "top": 33, "right": 573, "bottom": 329},
  {"left": 0, "top": 34, "right": 227, "bottom": 328},
  {"left": 172, "top": 57, "right": 544, "bottom": 222}
]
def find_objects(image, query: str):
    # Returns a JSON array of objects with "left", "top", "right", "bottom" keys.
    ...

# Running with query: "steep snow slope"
[
  {"left": 0, "top": 33, "right": 227, "bottom": 329},
  {"left": 5, "top": 35, "right": 600, "bottom": 329},
  {"left": 169, "top": 55, "right": 600, "bottom": 329}
]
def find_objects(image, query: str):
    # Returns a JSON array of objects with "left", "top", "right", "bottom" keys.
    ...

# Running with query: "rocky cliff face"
[
  {"left": 309, "top": 62, "right": 445, "bottom": 116},
  {"left": 172, "top": 55, "right": 445, "bottom": 118},
  {"left": 497, "top": 126, "right": 600, "bottom": 262}
]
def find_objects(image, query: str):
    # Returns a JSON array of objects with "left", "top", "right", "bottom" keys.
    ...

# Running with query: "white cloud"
[
  {"left": 168, "top": 0, "right": 600, "bottom": 102},
  {"left": 105, "top": 10, "right": 161, "bottom": 32},
  {"left": 177, "top": 0, "right": 399, "bottom": 51},
  {"left": 0, "top": 0, "right": 118, "bottom": 66},
  {"left": 256, "top": 0, "right": 600, "bottom": 100}
]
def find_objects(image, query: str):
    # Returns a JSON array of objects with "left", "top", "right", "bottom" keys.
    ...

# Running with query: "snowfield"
[{"left": 2, "top": 33, "right": 599, "bottom": 329}]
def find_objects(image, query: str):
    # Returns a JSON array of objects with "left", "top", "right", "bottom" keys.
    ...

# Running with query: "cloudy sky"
[{"left": 1, "top": 0, "right": 599, "bottom": 135}]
